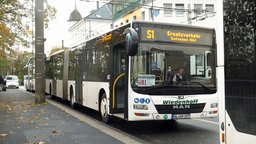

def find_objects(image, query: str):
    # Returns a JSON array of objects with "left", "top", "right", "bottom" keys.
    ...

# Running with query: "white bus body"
[
  {"left": 45, "top": 21, "right": 218, "bottom": 123},
  {"left": 219, "top": 0, "right": 256, "bottom": 143}
]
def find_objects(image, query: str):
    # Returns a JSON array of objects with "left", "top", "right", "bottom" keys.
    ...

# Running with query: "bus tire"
[
  {"left": 100, "top": 93, "right": 110, "bottom": 123},
  {"left": 70, "top": 87, "right": 75, "bottom": 108},
  {"left": 49, "top": 84, "right": 53, "bottom": 99}
]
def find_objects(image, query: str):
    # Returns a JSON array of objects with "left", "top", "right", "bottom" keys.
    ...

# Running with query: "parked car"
[
  {"left": 0, "top": 75, "right": 6, "bottom": 91},
  {"left": 4, "top": 75, "right": 19, "bottom": 89}
]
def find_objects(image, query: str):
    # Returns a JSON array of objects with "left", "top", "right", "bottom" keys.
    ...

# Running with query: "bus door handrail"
[{"left": 112, "top": 73, "right": 125, "bottom": 109}]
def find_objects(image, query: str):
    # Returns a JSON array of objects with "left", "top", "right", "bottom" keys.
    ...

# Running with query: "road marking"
[
  {"left": 195, "top": 119, "right": 219, "bottom": 125},
  {"left": 46, "top": 98, "right": 142, "bottom": 144}
]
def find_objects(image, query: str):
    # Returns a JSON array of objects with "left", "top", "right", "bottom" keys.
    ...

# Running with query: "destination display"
[{"left": 141, "top": 26, "right": 214, "bottom": 46}]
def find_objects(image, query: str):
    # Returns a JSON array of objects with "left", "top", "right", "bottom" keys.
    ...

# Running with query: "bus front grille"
[{"left": 155, "top": 103, "right": 206, "bottom": 114}]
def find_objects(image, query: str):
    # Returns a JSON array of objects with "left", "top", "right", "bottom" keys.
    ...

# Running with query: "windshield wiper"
[
  {"left": 141, "top": 84, "right": 178, "bottom": 91},
  {"left": 188, "top": 82, "right": 213, "bottom": 91},
  {"left": 134, "top": 82, "right": 214, "bottom": 92}
]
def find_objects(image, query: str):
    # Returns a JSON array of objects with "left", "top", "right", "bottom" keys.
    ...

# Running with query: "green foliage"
[
  {"left": 48, "top": 46, "right": 67, "bottom": 56},
  {"left": 0, "top": 0, "right": 56, "bottom": 50},
  {"left": 0, "top": 0, "right": 56, "bottom": 76},
  {"left": 44, "top": 0, "right": 57, "bottom": 28},
  {"left": 224, "top": 0, "right": 256, "bottom": 80},
  {"left": 1, "top": 0, "right": 29, "bottom": 49},
  {"left": 14, "top": 51, "right": 33, "bottom": 84}
]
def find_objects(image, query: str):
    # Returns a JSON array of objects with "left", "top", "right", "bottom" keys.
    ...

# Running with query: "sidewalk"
[{"left": 0, "top": 89, "right": 132, "bottom": 144}]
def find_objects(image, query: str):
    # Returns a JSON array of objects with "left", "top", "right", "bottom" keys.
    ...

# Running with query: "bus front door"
[{"left": 110, "top": 45, "right": 126, "bottom": 115}]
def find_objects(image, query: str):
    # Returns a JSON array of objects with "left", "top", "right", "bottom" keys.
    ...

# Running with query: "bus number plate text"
[{"left": 173, "top": 114, "right": 191, "bottom": 119}]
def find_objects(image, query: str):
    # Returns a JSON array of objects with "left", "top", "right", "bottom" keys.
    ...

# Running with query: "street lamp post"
[
  {"left": 34, "top": 0, "right": 45, "bottom": 104},
  {"left": 151, "top": 0, "right": 154, "bottom": 21}
]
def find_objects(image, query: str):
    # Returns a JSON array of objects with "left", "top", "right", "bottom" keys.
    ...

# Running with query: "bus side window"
[
  {"left": 166, "top": 66, "right": 174, "bottom": 84},
  {"left": 151, "top": 68, "right": 162, "bottom": 84}
]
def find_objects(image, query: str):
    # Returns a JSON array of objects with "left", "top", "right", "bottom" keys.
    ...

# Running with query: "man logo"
[
  {"left": 177, "top": 95, "right": 185, "bottom": 99},
  {"left": 173, "top": 104, "right": 191, "bottom": 109}
]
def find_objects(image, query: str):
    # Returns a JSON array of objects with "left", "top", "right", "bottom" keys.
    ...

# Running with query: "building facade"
[
  {"left": 112, "top": 0, "right": 216, "bottom": 28},
  {"left": 68, "top": 3, "right": 112, "bottom": 48},
  {"left": 68, "top": 0, "right": 217, "bottom": 48}
]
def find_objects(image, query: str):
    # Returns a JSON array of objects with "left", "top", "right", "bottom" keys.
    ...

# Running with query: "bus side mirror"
[{"left": 124, "top": 28, "right": 138, "bottom": 56}]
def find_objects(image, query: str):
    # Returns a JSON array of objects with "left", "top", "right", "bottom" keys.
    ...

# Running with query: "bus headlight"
[
  {"left": 210, "top": 103, "right": 218, "bottom": 108},
  {"left": 133, "top": 104, "right": 148, "bottom": 110}
]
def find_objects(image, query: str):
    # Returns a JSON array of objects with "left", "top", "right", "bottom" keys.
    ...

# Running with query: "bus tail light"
[
  {"left": 135, "top": 113, "right": 149, "bottom": 117},
  {"left": 209, "top": 110, "right": 218, "bottom": 114},
  {"left": 222, "top": 133, "right": 225, "bottom": 143}
]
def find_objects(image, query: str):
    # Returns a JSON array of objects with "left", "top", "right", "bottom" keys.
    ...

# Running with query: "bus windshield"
[{"left": 130, "top": 43, "right": 216, "bottom": 95}]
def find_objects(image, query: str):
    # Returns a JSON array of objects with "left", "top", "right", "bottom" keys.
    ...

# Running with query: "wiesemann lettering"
[{"left": 163, "top": 99, "right": 199, "bottom": 105}]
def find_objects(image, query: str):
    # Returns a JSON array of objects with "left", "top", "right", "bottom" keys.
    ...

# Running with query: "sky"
[{"left": 44, "top": 0, "right": 105, "bottom": 54}]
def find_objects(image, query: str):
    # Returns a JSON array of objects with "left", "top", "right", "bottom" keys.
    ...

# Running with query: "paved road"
[
  {"left": 1, "top": 88, "right": 219, "bottom": 144},
  {"left": 0, "top": 88, "right": 142, "bottom": 144},
  {"left": 109, "top": 118, "right": 219, "bottom": 144},
  {"left": 44, "top": 88, "right": 219, "bottom": 144}
]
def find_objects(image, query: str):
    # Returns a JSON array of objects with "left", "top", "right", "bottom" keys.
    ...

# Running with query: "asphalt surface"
[{"left": 0, "top": 88, "right": 140, "bottom": 144}]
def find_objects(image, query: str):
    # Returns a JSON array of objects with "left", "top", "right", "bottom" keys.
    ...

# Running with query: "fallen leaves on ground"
[
  {"left": 52, "top": 129, "right": 61, "bottom": 134},
  {"left": 29, "top": 140, "right": 45, "bottom": 144},
  {"left": 28, "top": 119, "right": 34, "bottom": 124},
  {"left": 0, "top": 104, "right": 13, "bottom": 112}
]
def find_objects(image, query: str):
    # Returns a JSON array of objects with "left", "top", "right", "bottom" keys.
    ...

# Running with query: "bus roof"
[{"left": 70, "top": 21, "right": 215, "bottom": 51}]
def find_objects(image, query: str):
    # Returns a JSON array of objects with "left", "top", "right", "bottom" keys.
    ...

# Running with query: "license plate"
[{"left": 173, "top": 114, "right": 191, "bottom": 119}]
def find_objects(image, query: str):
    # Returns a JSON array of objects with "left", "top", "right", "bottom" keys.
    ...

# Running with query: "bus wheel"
[
  {"left": 49, "top": 84, "right": 52, "bottom": 98},
  {"left": 70, "top": 88, "right": 75, "bottom": 108},
  {"left": 100, "top": 94, "right": 110, "bottom": 123},
  {"left": 70, "top": 96, "right": 75, "bottom": 108}
]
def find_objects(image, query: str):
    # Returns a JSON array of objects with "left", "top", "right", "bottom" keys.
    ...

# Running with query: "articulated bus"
[
  {"left": 24, "top": 57, "right": 35, "bottom": 92},
  {"left": 45, "top": 21, "right": 218, "bottom": 123},
  {"left": 219, "top": 0, "right": 256, "bottom": 143}
]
